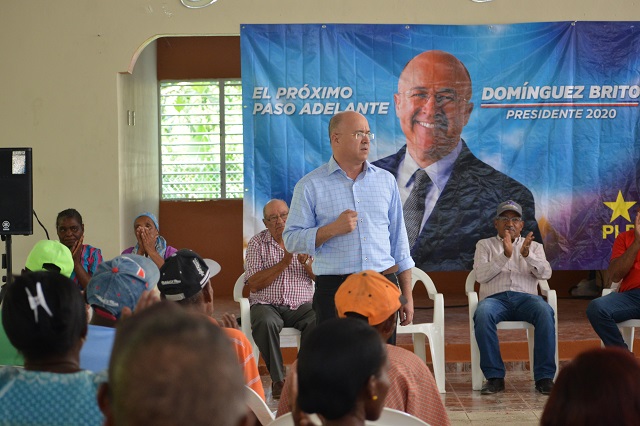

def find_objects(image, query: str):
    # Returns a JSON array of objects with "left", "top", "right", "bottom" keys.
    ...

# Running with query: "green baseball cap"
[{"left": 25, "top": 240, "right": 74, "bottom": 278}]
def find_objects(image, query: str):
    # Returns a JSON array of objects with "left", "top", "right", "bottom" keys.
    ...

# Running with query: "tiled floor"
[
  {"left": 217, "top": 292, "right": 618, "bottom": 425},
  {"left": 217, "top": 293, "right": 609, "bottom": 361},
  {"left": 442, "top": 369, "right": 546, "bottom": 425},
  {"left": 259, "top": 368, "right": 546, "bottom": 425}
]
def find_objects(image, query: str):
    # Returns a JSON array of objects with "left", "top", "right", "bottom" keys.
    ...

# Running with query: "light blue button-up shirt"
[{"left": 283, "top": 156, "right": 414, "bottom": 276}]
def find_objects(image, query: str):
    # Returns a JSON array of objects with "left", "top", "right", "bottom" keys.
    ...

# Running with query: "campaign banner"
[{"left": 241, "top": 22, "right": 640, "bottom": 271}]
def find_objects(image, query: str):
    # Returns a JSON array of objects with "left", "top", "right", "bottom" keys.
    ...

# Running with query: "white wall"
[
  {"left": 0, "top": 0, "right": 637, "bottom": 270},
  {"left": 118, "top": 41, "right": 159, "bottom": 252}
]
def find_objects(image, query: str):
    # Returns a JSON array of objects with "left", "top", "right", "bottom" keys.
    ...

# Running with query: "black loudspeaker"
[{"left": 0, "top": 148, "right": 33, "bottom": 235}]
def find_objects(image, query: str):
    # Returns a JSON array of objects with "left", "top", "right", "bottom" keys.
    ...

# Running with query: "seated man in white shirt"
[{"left": 473, "top": 200, "right": 554, "bottom": 395}]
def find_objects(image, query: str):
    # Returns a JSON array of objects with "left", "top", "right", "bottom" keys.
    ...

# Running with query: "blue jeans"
[
  {"left": 474, "top": 291, "right": 556, "bottom": 381},
  {"left": 586, "top": 288, "right": 640, "bottom": 349}
]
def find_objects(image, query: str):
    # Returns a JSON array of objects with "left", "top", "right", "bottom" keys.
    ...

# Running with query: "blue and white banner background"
[{"left": 242, "top": 22, "right": 640, "bottom": 270}]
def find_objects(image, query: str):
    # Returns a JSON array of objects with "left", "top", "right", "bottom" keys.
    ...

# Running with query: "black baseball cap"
[{"left": 158, "top": 249, "right": 221, "bottom": 301}]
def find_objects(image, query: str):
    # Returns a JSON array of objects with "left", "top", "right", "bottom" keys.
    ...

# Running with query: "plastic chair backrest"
[
  {"left": 366, "top": 407, "right": 431, "bottom": 425},
  {"left": 245, "top": 386, "right": 274, "bottom": 425},
  {"left": 233, "top": 273, "right": 245, "bottom": 302}
]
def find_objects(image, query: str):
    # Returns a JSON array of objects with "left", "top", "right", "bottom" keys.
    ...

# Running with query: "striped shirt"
[
  {"left": 70, "top": 244, "right": 103, "bottom": 286},
  {"left": 276, "top": 345, "right": 450, "bottom": 426},
  {"left": 474, "top": 235, "right": 552, "bottom": 300},
  {"left": 218, "top": 322, "right": 266, "bottom": 401},
  {"left": 245, "top": 229, "right": 314, "bottom": 310},
  {"left": 283, "top": 157, "right": 414, "bottom": 275}
]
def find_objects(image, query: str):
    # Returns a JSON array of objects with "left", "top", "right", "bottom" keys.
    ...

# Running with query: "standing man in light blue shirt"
[{"left": 283, "top": 111, "right": 415, "bottom": 328}]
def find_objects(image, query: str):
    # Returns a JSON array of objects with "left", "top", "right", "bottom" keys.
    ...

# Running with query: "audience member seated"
[
  {"left": 56, "top": 208, "right": 103, "bottom": 290},
  {"left": 473, "top": 200, "right": 554, "bottom": 395},
  {"left": 121, "top": 212, "right": 177, "bottom": 268},
  {"left": 293, "top": 317, "right": 390, "bottom": 426},
  {"left": 587, "top": 212, "right": 640, "bottom": 348},
  {"left": 245, "top": 198, "right": 316, "bottom": 399},
  {"left": 157, "top": 248, "right": 265, "bottom": 400},
  {"left": 540, "top": 347, "right": 640, "bottom": 426},
  {"left": 97, "top": 301, "right": 251, "bottom": 426},
  {"left": 80, "top": 254, "right": 160, "bottom": 372},
  {"left": 278, "top": 270, "right": 449, "bottom": 425},
  {"left": 0, "top": 271, "right": 104, "bottom": 425},
  {"left": 0, "top": 240, "right": 74, "bottom": 366}
]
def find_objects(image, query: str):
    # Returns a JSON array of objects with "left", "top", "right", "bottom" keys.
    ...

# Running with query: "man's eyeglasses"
[
  {"left": 265, "top": 213, "right": 288, "bottom": 224},
  {"left": 399, "top": 89, "right": 463, "bottom": 108},
  {"left": 496, "top": 216, "right": 523, "bottom": 224},
  {"left": 352, "top": 131, "right": 375, "bottom": 141}
]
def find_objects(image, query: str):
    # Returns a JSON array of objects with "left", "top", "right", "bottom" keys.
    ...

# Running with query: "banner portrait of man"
[{"left": 242, "top": 22, "right": 640, "bottom": 271}]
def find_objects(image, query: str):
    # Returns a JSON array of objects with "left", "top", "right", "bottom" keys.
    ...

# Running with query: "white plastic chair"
[
  {"left": 268, "top": 413, "right": 320, "bottom": 426},
  {"left": 233, "top": 273, "right": 302, "bottom": 366},
  {"left": 267, "top": 412, "right": 294, "bottom": 425},
  {"left": 396, "top": 267, "right": 446, "bottom": 393},
  {"left": 269, "top": 408, "right": 429, "bottom": 425},
  {"left": 245, "top": 385, "right": 275, "bottom": 425},
  {"left": 601, "top": 283, "right": 640, "bottom": 350},
  {"left": 465, "top": 270, "right": 559, "bottom": 391},
  {"left": 368, "top": 408, "right": 431, "bottom": 425}
]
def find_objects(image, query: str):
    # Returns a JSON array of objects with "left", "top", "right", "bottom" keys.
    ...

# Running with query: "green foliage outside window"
[{"left": 160, "top": 80, "right": 243, "bottom": 199}]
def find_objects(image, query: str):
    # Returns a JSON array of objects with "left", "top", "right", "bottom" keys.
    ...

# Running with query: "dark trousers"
[
  {"left": 314, "top": 273, "right": 399, "bottom": 344},
  {"left": 250, "top": 303, "right": 316, "bottom": 382}
]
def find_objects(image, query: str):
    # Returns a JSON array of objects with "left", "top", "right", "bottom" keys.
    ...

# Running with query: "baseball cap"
[
  {"left": 158, "top": 249, "right": 221, "bottom": 301},
  {"left": 496, "top": 200, "right": 523, "bottom": 217},
  {"left": 25, "top": 240, "right": 74, "bottom": 278},
  {"left": 335, "top": 270, "right": 407, "bottom": 326},
  {"left": 86, "top": 254, "right": 160, "bottom": 317}
]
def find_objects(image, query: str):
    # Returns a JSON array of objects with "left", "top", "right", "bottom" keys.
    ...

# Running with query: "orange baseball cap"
[{"left": 335, "top": 270, "right": 406, "bottom": 326}]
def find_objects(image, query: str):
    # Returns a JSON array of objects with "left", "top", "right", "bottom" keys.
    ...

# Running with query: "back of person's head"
[
  {"left": 541, "top": 347, "right": 640, "bottom": 426},
  {"left": 24, "top": 239, "right": 74, "bottom": 278},
  {"left": 297, "top": 317, "right": 388, "bottom": 421},
  {"left": 100, "top": 301, "right": 247, "bottom": 426},
  {"left": 86, "top": 254, "right": 159, "bottom": 322},
  {"left": 2, "top": 271, "right": 86, "bottom": 361},
  {"left": 157, "top": 249, "right": 221, "bottom": 307}
]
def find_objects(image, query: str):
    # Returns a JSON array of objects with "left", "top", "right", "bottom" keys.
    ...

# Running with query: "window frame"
[{"left": 158, "top": 78, "right": 243, "bottom": 200}]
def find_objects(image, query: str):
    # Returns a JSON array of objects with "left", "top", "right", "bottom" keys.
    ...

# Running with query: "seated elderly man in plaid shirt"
[{"left": 245, "top": 199, "right": 316, "bottom": 399}]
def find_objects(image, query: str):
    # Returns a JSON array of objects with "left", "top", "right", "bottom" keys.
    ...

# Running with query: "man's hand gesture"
[
  {"left": 333, "top": 209, "right": 358, "bottom": 235},
  {"left": 520, "top": 232, "right": 534, "bottom": 258},
  {"left": 502, "top": 232, "right": 513, "bottom": 258}
]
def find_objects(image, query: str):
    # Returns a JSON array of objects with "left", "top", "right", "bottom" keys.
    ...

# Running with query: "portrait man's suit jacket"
[{"left": 373, "top": 141, "right": 542, "bottom": 271}]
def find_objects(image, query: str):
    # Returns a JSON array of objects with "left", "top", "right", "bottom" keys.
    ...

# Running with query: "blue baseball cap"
[{"left": 86, "top": 254, "right": 160, "bottom": 317}]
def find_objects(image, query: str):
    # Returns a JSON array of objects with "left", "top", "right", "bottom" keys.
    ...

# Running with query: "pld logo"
[
  {"left": 1, "top": 221, "right": 9, "bottom": 231},
  {"left": 602, "top": 191, "right": 636, "bottom": 238}
]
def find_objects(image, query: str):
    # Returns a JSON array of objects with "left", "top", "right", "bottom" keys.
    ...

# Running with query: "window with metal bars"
[{"left": 159, "top": 80, "right": 243, "bottom": 200}]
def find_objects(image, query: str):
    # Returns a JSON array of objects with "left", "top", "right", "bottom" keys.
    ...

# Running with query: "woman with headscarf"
[{"left": 122, "top": 212, "right": 177, "bottom": 268}]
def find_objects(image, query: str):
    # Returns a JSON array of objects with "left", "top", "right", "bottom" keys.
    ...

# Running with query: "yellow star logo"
[{"left": 603, "top": 191, "right": 636, "bottom": 222}]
